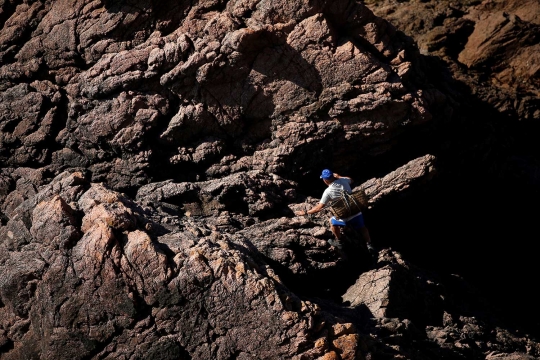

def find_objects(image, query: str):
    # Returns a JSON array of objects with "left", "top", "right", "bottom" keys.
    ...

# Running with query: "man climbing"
[{"left": 295, "top": 169, "right": 375, "bottom": 253}]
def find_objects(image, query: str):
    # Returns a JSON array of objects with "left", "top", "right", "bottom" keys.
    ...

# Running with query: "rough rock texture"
[
  {"left": 365, "top": 0, "right": 540, "bottom": 121},
  {"left": 1, "top": 0, "right": 540, "bottom": 359},
  {"left": 343, "top": 249, "right": 540, "bottom": 359},
  {"left": 2, "top": 166, "right": 539, "bottom": 360},
  {"left": 0, "top": 0, "right": 447, "bottom": 191},
  {"left": 0, "top": 172, "right": 325, "bottom": 359},
  {"left": 362, "top": 0, "right": 540, "bottom": 342}
]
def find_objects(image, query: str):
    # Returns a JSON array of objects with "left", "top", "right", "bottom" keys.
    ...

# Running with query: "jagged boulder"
[
  {"left": 0, "top": 172, "right": 368, "bottom": 359},
  {"left": 342, "top": 249, "right": 540, "bottom": 359}
]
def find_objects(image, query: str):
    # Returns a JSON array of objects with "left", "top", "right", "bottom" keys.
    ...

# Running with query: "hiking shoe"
[{"left": 328, "top": 239, "right": 343, "bottom": 250}]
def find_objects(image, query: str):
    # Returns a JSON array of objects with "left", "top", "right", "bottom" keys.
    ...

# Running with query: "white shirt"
[{"left": 320, "top": 178, "right": 362, "bottom": 220}]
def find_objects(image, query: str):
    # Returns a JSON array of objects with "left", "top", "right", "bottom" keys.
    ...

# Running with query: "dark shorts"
[{"left": 331, "top": 213, "right": 365, "bottom": 229}]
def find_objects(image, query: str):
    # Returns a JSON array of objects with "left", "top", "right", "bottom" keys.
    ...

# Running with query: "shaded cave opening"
[
  {"left": 368, "top": 168, "right": 540, "bottom": 340},
  {"left": 279, "top": 154, "right": 540, "bottom": 340},
  {"left": 280, "top": 108, "right": 540, "bottom": 339}
]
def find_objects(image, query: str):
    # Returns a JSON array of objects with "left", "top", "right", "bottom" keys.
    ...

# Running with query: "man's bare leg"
[
  {"left": 329, "top": 220, "right": 342, "bottom": 240},
  {"left": 327, "top": 220, "right": 344, "bottom": 250}
]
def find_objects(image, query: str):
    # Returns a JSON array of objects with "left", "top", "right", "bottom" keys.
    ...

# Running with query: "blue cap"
[{"left": 320, "top": 169, "right": 333, "bottom": 179}]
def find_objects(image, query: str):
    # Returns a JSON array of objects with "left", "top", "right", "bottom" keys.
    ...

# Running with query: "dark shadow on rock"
[
  {"left": 145, "top": 218, "right": 173, "bottom": 237},
  {"left": 101, "top": 0, "right": 194, "bottom": 35},
  {"left": 265, "top": 244, "right": 375, "bottom": 303},
  {"left": 273, "top": 28, "right": 540, "bottom": 337},
  {"left": 368, "top": 160, "right": 540, "bottom": 339},
  {"left": 249, "top": 41, "right": 323, "bottom": 98},
  {"left": 150, "top": 29, "right": 323, "bottom": 183},
  {"left": 310, "top": 297, "right": 373, "bottom": 328}
]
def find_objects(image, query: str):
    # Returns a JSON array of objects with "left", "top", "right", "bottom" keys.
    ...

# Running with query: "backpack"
[{"left": 328, "top": 188, "right": 369, "bottom": 219}]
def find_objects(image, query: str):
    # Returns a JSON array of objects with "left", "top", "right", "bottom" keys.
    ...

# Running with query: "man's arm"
[
  {"left": 295, "top": 202, "right": 325, "bottom": 216},
  {"left": 333, "top": 173, "right": 353, "bottom": 184}
]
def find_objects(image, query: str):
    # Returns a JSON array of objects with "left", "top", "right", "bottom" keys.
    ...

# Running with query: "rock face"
[
  {"left": 0, "top": 0, "right": 539, "bottom": 359},
  {"left": 365, "top": 0, "right": 540, "bottom": 121},
  {"left": 362, "top": 0, "right": 540, "bottom": 343},
  {"left": 2, "top": 166, "right": 539, "bottom": 360},
  {"left": 0, "top": 0, "right": 447, "bottom": 190}
]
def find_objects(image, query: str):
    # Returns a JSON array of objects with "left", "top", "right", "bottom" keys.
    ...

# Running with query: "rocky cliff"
[{"left": 1, "top": 0, "right": 539, "bottom": 359}]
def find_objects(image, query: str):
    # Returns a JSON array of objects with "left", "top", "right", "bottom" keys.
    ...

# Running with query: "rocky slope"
[
  {"left": 366, "top": 0, "right": 539, "bottom": 121},
  {"left": 363, "top": 0, "right": 540, "bottom": 342},
  {"left": 0, "top": 0, "right": 539, "bottom": 359}
]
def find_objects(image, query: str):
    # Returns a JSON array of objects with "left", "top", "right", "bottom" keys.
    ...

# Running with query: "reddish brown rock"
[
  {"left": 366, "top": 0, "right": 540, "bottom": 120},
  {"left": 0, "top": 0, "right": 539, "bottom": 359},
  {"left": 30, "top": 195, "right": 80, "bottom": 249}
]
